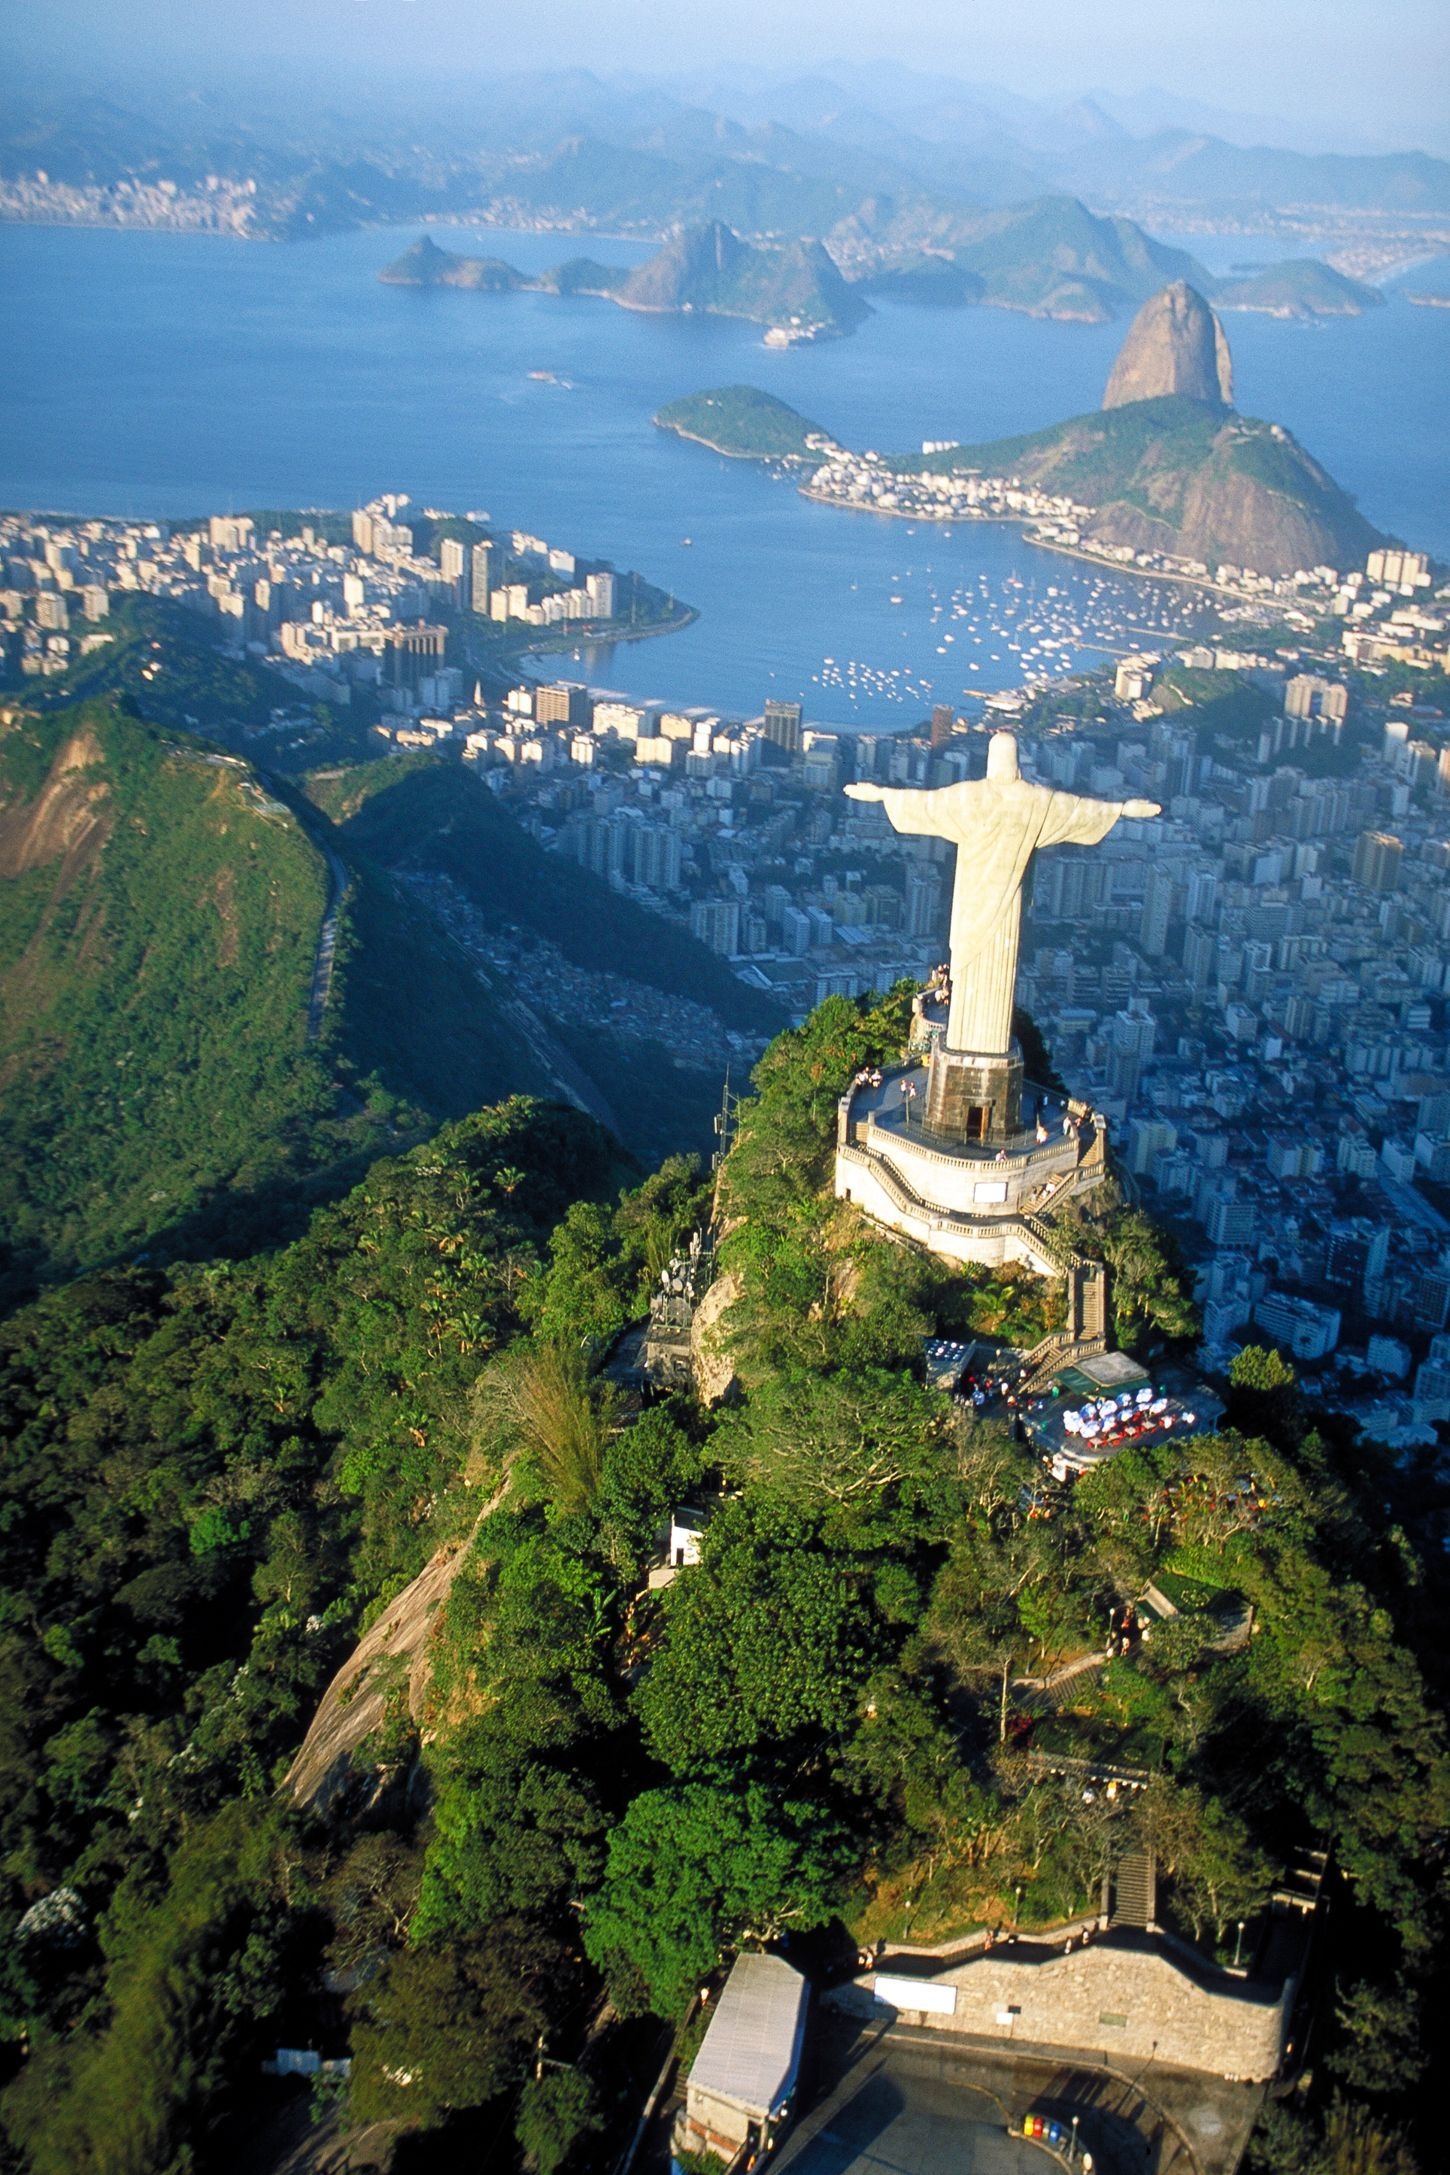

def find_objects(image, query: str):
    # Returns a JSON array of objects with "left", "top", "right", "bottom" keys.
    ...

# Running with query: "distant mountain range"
[
  {"left": 3, "top": 69, "right": 1446, "bottom": 253},
  {"left": 1058, "top": 130, "right": 1450, "bottom": 215}
]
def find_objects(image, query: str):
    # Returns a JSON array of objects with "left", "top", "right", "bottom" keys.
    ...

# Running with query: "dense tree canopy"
[{"left": 0, "top": 993, "right": 1442, "bottom": 2175}]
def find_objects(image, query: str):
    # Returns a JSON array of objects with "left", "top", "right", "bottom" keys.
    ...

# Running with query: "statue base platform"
[
  {"left": 834, "top": 1061, "right": 1108, "bottom": 1275},
  {"left": 925, "top": 1041, "right": 1023, "bottom": 1143}
]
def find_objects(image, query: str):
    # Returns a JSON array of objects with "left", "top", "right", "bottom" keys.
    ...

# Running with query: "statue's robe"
[{"left": 876, "top": 777, "right": 1129, "bottom": 1054}]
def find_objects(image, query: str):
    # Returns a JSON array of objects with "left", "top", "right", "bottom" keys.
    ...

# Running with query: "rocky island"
[
  {"left": 379, "top": 236, "right": 528, "bottom": 291},
  {"left": 661, "top": 281, "right": 1388, "bottom": 579},
  {"left": 380, "top": 220, "right": 868, "bottom": 343}
]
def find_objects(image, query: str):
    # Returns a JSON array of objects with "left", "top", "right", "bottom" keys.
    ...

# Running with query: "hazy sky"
[{"left": 6, "top": 0, "right": 1448, "bottom": 151}]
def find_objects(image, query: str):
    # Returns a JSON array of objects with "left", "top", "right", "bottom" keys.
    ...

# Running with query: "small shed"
[
  {"left": 678, "top": 1953, "right": 808, "bottom": 2164},
  {"left": 647, "top": 1505, "right": 710, "bottom": 1592}
]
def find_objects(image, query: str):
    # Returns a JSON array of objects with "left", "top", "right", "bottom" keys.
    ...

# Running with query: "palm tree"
[{"left": 472, "top": 1341, "right": 618, "bottom": 1516}]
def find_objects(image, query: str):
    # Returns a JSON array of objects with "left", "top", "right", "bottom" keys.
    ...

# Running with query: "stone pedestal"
[{"left": 925, "top": 1042, "right": 1023, "bottom": 1143}]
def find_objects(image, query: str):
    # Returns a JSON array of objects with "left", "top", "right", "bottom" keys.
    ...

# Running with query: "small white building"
[
  {"left": 647, "top": 1506, "right": 708, "bottom": 1592},
  {"left": 678, "top": 1954, "right": 808, "bottom": 2165}
]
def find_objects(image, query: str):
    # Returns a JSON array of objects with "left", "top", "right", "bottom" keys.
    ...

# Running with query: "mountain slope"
[
  {"left": 914, "top": 395, "right": 1384, "bottom": 574},
  {"left": 0, "top": 584, "right": 779, "bottom": 1302},
  {"left": 0, "top": 698, "right": 555, "bottom": 1304},
  {"left": 947, "top": 194, "right": 1210, "bottom": 319},
  {"left": 830, "top": 191, "right": 1211, "bottom": 321},
  {"left": 0, "top": 699, "right": 345, "bottom": 1296},
  {"left": 321, "top": 756, "right": 780, "bottom": 1035}
]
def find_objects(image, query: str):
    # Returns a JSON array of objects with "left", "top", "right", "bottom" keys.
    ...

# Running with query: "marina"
[{"left": 804, "top": 562, "right": 1214, "bottom": 715}]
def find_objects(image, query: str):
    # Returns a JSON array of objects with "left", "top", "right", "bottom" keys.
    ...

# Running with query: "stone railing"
[{"left": 838, "top": 1143, "right": 1025, "bottom": 1250}]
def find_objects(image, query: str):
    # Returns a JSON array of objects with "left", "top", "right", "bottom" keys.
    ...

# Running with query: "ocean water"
[{"left": 3, "top": 220, "right": 1445, "bottom": 727}]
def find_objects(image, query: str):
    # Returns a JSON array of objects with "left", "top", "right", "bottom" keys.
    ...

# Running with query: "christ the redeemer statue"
[{"left": 846, "top": 730, "right": 1160, "bottom": 1056}]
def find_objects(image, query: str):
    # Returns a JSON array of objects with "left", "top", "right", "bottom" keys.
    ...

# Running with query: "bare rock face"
[
  {"left": 1103, "top": 281, "right": 1233, "bottom": 410},
  {"left": 285, "top": 1542, "right": 463, "bottom": 1813},
  {"left": 690, "top": 1271, "right": 742, "bottom": 1406}
]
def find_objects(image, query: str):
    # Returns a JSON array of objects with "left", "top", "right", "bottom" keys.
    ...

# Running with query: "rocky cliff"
[
  {"left": 1102, "top": 280, "right": 1233, "bottom": 409},
  {"left": 618, "top": 220, "right": 867, "bottom": 337}
]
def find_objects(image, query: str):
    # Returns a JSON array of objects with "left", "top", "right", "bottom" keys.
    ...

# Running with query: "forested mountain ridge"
[
  {"left": 0, "top": 697, "right": 553, "bottom": 1306},
  {"left": 0, "top": 695, "right": 357, "bottom": 1300},
  {"left": 0, "top": 990, "right": 1443, "bottom": 2173},
  {"left": 0, "top": 1096, "right": 638, "bottom": 2168},
  {"left": 0, "top": 636, "right": 776, "bottom": 1305}
]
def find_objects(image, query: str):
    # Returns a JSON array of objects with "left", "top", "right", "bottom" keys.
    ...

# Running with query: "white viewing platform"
[{"left": 835, "top": 1058, "right": 1109, "bottom": 1274}]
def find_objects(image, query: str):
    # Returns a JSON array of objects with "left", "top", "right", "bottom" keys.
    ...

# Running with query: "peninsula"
[
  {"left": 654, "top": 385, "right": 840, "bottom": 462},
  {"left": 659, "top": 283, "right": 1389, "bottom": 579},
  {"left": 1212, "top": 257, "right": 1385, "bottom": 318},
  {"left": 380, "top": 221, "right": 868, "bottom": 344}
]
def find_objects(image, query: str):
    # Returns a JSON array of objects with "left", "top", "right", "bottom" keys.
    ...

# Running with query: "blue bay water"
[{"left": 2, "top": 221, "right": 1445, "bottom": 727}]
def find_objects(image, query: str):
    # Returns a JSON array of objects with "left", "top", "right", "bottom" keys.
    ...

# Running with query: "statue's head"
[{"left": 986, "top": 730, "right": 1021, "bottom": 782}]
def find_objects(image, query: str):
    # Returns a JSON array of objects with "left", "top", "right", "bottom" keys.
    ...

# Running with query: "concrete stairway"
[
  {"left": 1110, "top": 1849, "right": 1158, "bottom": 1929},
  {"left": 1016, "top": 1247, "right": 1111, "bottom": 1396}
]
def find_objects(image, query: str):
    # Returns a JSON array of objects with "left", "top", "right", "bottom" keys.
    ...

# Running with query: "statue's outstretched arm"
[
  {"left": 843, "top": 782, "right": 944, "bottom": 837},
  {"left": 1040, "top": 790, "right": 1161, "bottom": 851}
]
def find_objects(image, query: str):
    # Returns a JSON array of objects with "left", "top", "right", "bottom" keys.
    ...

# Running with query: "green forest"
[
  {"left": 0, "top": 692, "right": 778, "bottom": 1309},
  {"left": 0, "top": 968, "right": 1444, "bottom": 2175}
]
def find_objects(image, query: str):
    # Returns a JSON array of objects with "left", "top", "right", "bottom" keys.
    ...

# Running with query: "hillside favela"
[{"left": 0, "top": 8, "right": 1447, "bottom": 2175}]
